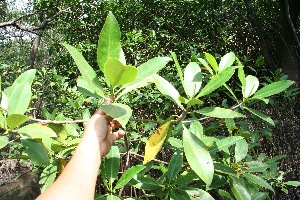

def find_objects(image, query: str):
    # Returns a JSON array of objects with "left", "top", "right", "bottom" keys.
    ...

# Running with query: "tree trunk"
[
  {"left": 29, "top": 33, "right": 42, "bottom": 68},
  {"left": 0, "top": 172, "right": 40, "bottom": 200},
  {"left": 243, "top": 0, "right": 278, "bottom": 71},
  {"left": 276, "top": 0, "right": 300, "bottom": 86}
]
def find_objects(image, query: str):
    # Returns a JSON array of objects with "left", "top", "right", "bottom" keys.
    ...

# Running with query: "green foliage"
[{"left": 0, "top": 11, "right": 299, "bottom": 200}]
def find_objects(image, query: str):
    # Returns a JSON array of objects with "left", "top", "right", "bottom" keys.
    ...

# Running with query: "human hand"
[{"left": 82, "top": 100, "right": 125, "bottom": 158}]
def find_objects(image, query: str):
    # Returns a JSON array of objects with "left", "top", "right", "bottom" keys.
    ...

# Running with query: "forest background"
[{"left": 0, "top": 0, "right": 299, "bottom": 199}]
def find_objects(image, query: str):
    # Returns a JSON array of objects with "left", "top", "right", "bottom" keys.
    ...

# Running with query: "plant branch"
[
  {"left": 0, "top": 7, "right": 69, "bottom": 35},
  {"left": 125, "top": 152, "right": 169, "bottom": 165},
  {"left": 29, "top": 118, "right": 88, "bottom": 124}
]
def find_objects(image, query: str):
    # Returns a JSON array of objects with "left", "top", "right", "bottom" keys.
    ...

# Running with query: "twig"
[
  {"left": 29, "top": 118, "right": 88, "bottom": 124},
  {"left": 127, "top": 152, "right": 169, "bottom": 165}
]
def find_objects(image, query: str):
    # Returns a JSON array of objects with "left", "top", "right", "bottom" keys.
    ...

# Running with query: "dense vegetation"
[{"left": 0, "top": 1, "right": 299, "bottom": 199}]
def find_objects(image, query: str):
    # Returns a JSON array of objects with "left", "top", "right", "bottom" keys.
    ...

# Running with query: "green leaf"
[
  {"left": 244, "top": 107, "right": 275, "bottom": 126},
  {"left": 230, "top": 179, "right": 251, "bottom": 200},
  {"left": 171, "top": 52, "right": 185, "bottom": 89},
  {"left": 170, "top": 189, "right": 190, "bottom": 200},
  {"left": 183, "top": 62, "right": 202, "bottom": 99},
  {"left": 283, "top": 181, "right": 300, "bottom": 187},
  {"left": 39, "top": 161, "right": 58, "bottom": 192},
  {"left": 189, "top": 121, "right": 204, "bottom": 139},
  {"left": 243, "top": 173, "right": 274, "bottom": 192},
  {"left": 7, "top": 82, "right": 31, "bottom": 116},
  {"left": 245, "top": 161, "right": 268, "bottom": 172},
  {"left": 210, "top": 136, "right": 243, "bottom": 153},
  {"left": 117, "top": 57, "right": 171, "bottom": 99},
  {"left": 95, "top": 195, "right": 122, "bottom": 200},
  {"left": 127, "top": 57, "right": 171, "bottom": 86},
  {"left": 219, "top": 52, "right": 235, "bottom": 71},
  {"left": 214, "top": 163, "right": 237, "bottom": 177},
  {"left": 185, "top": 188, "right": 215, "bottom": 200},
  {"left": 17, "top": 123, "right": 57, "bottom": 138},
  {"left": 238, "top": 66, "right": 246, "bottom": 88},
  {"left": 62, "top": 43, "right": 104, "bottom": 93},
  {"left": 0, "top": 111, "right": 5, "bottom": 129},
  {"left": 183, "top": 126, "right": 214, "bottom": 186},
  {"left": 243, "top": 75, "right": 259, "bottom": 98},
  {"left": 6, "top": 114, "right": 29, "bottom": 129},
  {"left": 0, "top": 136, "right": 9, "bottom": 149},
  {"left": 235, "top": 139, "right": 248, "bottom": 162},
  {"left": 187, "top": 98, "right": 204, "bottom": 107},
  {"left": 77, "top": 76, "right": 105, "bottom": 98},
  {"left": 168, "top": 150, "right": 183, "bottom": 181},
  {"left": 218, "top": 189, "right": 234, "bottom": 200},
  {"left": 197, "top": 66, "right": 236, "bottom": 98},
  {"left": 114, "top": 165, "right": 145, "bottom": 190},
  {"left": 117, "top": 76, "right": 155, "bottom": 99},
  {"left": 129, "top": 175, "right": 161, "bottom": 190},
  {"left": 97, "top": 12, "right": 122, "bottom": 71},
  {"left": 174, "top": 170, "right": 197, "bottom": 186},
  {"left": 153, "top": 74, "right": 182, "bottom": 107},
  {"left": 252, "top": 80, "right": 294, "bottom": 99},
  {"left": 168, "top": 137, "right": 183, "bottom": 149},
  {"left": 104, "top": 59, "right": 137, "bottom": 87},
  {"left": 1, "top": 69, "right": 35, "bottom": 111},
  {"left": 205, "top": 52, "right": 218, "bottom": 73},
  {"left": 3, "top": 69, "right": 36, "bottom": 97},
  {"left": 104, "top": 146, "right": 120, "bottom": 189},
  {"left": 198, "top": 58, "right": 213, "bottom": 75},
  {"left": 100, "top": 103, "right": 132, "bottom": 127},
  {"left": 21, "top": 138, "right": 49, "bottom": 165},
  {"left": 197, "top": 107, "right": 245, "bottom": 118}
]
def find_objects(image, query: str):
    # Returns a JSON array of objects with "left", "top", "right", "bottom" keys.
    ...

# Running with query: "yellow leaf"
[
  {"left": 143, "top": 122, "right": 171, "bottom": 164},
  {"left": 58, "top": 158, "right": 68, "bottom": 173}
]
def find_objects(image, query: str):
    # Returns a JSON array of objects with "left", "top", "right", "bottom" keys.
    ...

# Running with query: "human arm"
[{"left": 36, "top": 107, "right": 125, "bottom": 200}]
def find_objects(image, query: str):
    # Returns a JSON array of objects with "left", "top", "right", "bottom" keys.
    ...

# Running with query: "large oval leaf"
[
  {"left": 153, "top": 74, "right": 181, "bottom": 107},
  {"left": 62, "top": 43, "right": 104, "bottom": 93},
  {"left": 7, "top": 82, "right": 31, "bottom": 116},
  {"left": 234, "top": 139, "right": 248, "bottom": 163},
  {"left": 210, "top": 136, "right": 243, "bottom": 154},
  {"left": 243, "top": 173, "right": 274, "bottom": 192},
  {"left": 168, "top": 150, "right": 183, "bottom": 181},
  {"left": 114, "top": 165, "right": 145, "bottom": 190},
  {"left": 184, "top": 62, "right": 202, "bottom": 99},
  {"left": 17, "top": 123, "right": 57, "bottom": 138},
  {"left": 143, "top": 122, "right": 171, "bottom": 164},
  {"left": 104, "top": 59, "right": 137, "bottom": 87},
  {"left": 100, "top": 103, "right": 132, "bottom": 127},
  {"left": 21, "top": 138, "right": 49, "bottom": 165},
  {"left": 252, "top": 80, "right": 294, "bottom": 99},
  {"left": 0, "top": 136, "right": 9, "bottom": 149},
  {"left": 244, "top": 107, "right": 274, "bottom": 126},
  {"left": 77, "top": 76, "right": 105, "bottom": 98},
  {"left": 243, "top": 75, "right": 259, "bottom": 98},
  {"left": 183, "top": 126, "right": 214, "bottom": 186},
  {"left": 230, "top": 178, "right": 251, "bottom": 200},
  {"left": 197, "top": 66, "right": 236, "bottom": 98},
  {"left": 97, "top": 12, "right": 122, "bottom": 71},
  {"left": 205, "top": 52, "right": 218, "bottom": 73},
  {"left": 6, "top": 114, "right": 29, "bottom": 129},
  {"left": 129, "top": 174, "right": 161, "bottom": 190},
  {"left": 219, "top": 52, "right": 235, "bottom": 71},
  {"left": 197, "top": 107, "right": 245, "bottom": 118}
]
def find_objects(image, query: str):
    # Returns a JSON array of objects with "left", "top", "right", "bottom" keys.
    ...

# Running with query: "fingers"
[
  {"left": 94, "top": 98, "right": 111, "bottom": 115},
  {"left": 109, "top": 130, "right": 125, "bottom": 143}
]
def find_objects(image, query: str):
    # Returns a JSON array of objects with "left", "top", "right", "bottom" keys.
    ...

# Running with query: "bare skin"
[{"left": 36, "top": 105, "right": 125, "bottom": 200}]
